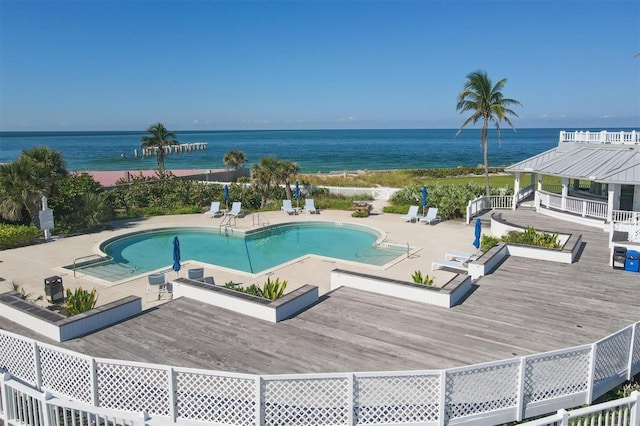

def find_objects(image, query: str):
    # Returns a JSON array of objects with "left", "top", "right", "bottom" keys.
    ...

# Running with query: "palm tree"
[
  {"left": 251, "top": 157, "right": 280, "bottom": 208},
  {"left": 223, "top": 150, "right": 248, "bottom": 170},
  {"left": 140, "top": 123, "right": 179, "bottom": 176},
  {"left": 276, "top": 160, "right": 300, "bottom": 200},
  {"left": 0, "top": 147, "right": 67, "bottom": 227},
  {"left": 456, "top": 71, "right": 522, "bottom": 196}
]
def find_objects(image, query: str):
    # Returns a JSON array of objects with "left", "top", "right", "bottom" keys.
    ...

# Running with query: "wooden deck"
[{"left": 2, "top": 209, "right": 639, "bottom": 375}]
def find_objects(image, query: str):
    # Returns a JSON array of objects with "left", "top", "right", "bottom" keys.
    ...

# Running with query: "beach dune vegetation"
[
  {"left": 140, "top": 122, "right": 179, "bottom": 176},
  {"left": 456, "top": 70, "right": 522, "bottom": 196}
]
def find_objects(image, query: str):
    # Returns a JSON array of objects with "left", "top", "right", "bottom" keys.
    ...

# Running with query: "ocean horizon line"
[{"left": 3, "top": 126, "right": 635, "bottom": 136}]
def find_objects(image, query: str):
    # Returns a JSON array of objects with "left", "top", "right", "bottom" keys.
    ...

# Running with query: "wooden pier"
[{"left": 135, "top": 142, "right": 207, "bottom": 157}]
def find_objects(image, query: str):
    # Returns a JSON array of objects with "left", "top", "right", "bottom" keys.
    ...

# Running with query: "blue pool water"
[{"left": 96, "top": 223, "right": 405, "bottom": 278}]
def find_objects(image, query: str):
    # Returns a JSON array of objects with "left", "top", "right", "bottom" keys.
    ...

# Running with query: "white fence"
[
  {"left": 560, "top": 130, "right": 640, "bottom": 145},
  {"left": 520, "top": 391, "right": 639, "bottom": 426},
  {"left": 1, "top": 319, "right": 639, "bottom": 426},
  {"left": 466, "top": 195, "right": 514, "bottom": 224},
  {"left": 537, "top": 191, "right": 609, "bottom": 220}
]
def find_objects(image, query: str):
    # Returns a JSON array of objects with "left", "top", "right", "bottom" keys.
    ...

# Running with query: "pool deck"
[{"left": 1, "top": 207, "right": 639, "bottom": 374}]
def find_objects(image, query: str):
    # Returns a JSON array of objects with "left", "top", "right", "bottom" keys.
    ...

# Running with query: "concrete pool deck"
[{"left": 0, "top": 207, "right": 471, "bottom": 309}]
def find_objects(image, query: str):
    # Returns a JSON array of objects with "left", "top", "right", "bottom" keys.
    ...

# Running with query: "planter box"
[
  {"left": 172, "top": 278, "right": 319, "bottom": 322},
  {"left": 330, "top": 269, "right": 472, "bottom": 308},
  {"left": 0, "top": 292, "right": 142, "bottom": 342}
]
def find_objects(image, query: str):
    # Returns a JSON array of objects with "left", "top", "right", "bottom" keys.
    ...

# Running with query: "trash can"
[
  {"left": 44, "top": 276, "right": 64, "bottom": 303},
  {"left": 613, "top": 246, "right": 627, "bottom": 269},
  {"left": 625, "top": 250, "right": 640, "bottom": 273}
]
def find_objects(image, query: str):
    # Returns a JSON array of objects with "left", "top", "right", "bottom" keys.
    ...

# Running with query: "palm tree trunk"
[{"left": 482, "top": 119, "right": 490, "bottom": 196}]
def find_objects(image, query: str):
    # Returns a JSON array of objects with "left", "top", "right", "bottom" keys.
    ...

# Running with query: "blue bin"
[{"left": 625, "top": 250, "right": 640, "bottom": 273}]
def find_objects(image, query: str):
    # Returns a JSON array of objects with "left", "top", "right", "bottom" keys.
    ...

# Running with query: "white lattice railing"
[
  {"left": 1, "top": 321, "right": 639, "bottom": 426},
  {"left": 537, "top": 190, "right": 609, "bottom": 220},
  {"left": 520, "top": 390, "right": 640, "bottom": 426},
  {"left": 560, "top": 130, "right": 640, "bottom": 145},
  {"left": 466, "top": 195, "right": 514, "bottom": 224}
]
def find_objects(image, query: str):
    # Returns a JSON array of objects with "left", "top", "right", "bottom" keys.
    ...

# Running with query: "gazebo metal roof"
[{"left": 505, "top": 143, "right": 640, "bottom": 184}]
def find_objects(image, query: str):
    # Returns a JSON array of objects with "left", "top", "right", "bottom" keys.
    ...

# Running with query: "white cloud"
[{"left": 192, "top": 119, "right": 199, "bottom": 125}]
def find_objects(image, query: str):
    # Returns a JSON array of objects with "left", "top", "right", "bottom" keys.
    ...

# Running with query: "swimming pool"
[{"left": 81, "top": 222, "right": 406, "bottom": 279}]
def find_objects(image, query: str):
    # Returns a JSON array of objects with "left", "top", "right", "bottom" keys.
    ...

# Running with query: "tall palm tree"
[
  {"left": 223, "top": 150, "right": 248, "bottom": 170},
  {"left": 456, "top": 71, "right": 522, "bottom": 196},
  {"left": 140, "top": 123, "right": 179, "bottom": 176}
]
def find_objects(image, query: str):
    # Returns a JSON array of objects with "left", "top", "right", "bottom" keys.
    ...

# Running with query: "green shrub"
[
  {"left": 62, "top": 287, "right": 97, "bottom": 316},
  {"left": 351, "top": 210, "right": 369, "bottom": 218},
  {"left": 0, "top": 224, "right": 41, "bottom": 249},
  {"left": 480, "top": 235, "right": 500, "bottom": 252},
  {"left": 502, "top": 226, "right": 559, "bottom": 248},
  {"left": 223, "top": 277, "right": 288, "bottom": 300}
]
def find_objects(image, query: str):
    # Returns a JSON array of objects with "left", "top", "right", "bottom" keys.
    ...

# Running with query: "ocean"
[{"left": 0, "top": 128, "right": 632, "bottom": 173}]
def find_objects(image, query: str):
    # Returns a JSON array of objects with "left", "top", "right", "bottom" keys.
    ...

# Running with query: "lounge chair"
[
  {"left": 421, "top": 207, "right": 441, "bottom": 225},
  {"left": 187, "top": 268, "right": 204, "bottom": 280},
  {"left": 445, "top": 251, "right": 478, "bottom": 263},
  {"left": 187, "top": 267, "right": 215, "bottom": 285},
  {"left": 401, "top": 205, "right": 420, "bottom": 222},
  {"left": 305, "top": 199, "right": 318, "bottom": 214},
  {"left": 204, "top": 201, "right": 221, "bottom": 217},
  {"left": 228, "top": 202, "right": 242, "bottom": 217},
  {"left": 146, "top": 272, "right": 171, "bottom": 300},
  {"left": 281, "top": 199, "right": 295, "bottom": 215},
  {"left": 431, "top": 259, "right": 468, "bottom": 273}
]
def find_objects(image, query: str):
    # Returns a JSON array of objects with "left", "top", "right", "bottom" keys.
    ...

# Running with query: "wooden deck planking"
[{"left": 1, "top": 209, "right": 639, "bottom": 375}]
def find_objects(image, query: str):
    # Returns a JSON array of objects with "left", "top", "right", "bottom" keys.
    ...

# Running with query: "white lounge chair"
[
  {"left": 431, "top": 259, "right": 468, "bottom": 273},
  {"left": 204, "top": 201, "right": 221, "bottom": 217},
  {"left": 401, "top": 205, "right": 420, "bottom": 222},
  {"left": 421, "top": 207, "right": 441, "bottom": 225},
  {"left": 146, "top": 272, "right": 171, "bottom": 300},
  {"left": 228, "top": 202, "right": 242, "bottom": 217},
  {"left": 281, "top": 199, "right": 295, "bottom": 215},
  {"left": 305, "top": 199, "right": 318, "bottom": 214}
]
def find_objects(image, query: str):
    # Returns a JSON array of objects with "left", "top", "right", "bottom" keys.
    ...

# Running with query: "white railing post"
[
  {"left": 39, "top": 390, "right": 52, "bottom": 426},
  {"left": 167, "top": 366, "right": 177, "bottom": 423},
  {"left": 516, "top": 356, "right": 527, "bottom": 422},
  {"left": 33, "top": 340, "right": 42, "bottom": 390},
  {"left": 0, "top": 372, "right": 10, "bottom": 424},
  {"left": 630, "top": 390, "right": 640, "bottom": 426},
  {"left": 629, "top": 324, "right": 638, "bottom": 381},
  {"left": 558, "top": 408, "right": 570, "bottom": 426},
  {"left": 466, "top": 200, "right": 473, "bottom": 224},
  {"left": 439, "top": 370, "right": 447, "bottom": 426},
  {"left": 582, "top": 200, "right": 587, "bottom": 217},
  {"left": 90, "top": 358, "right": 98, "bottom": 407},
  {"left": 255, "top": 376, "right": 263, "bottom": 426},
  {"left": 587, "top": 342, "right": 597, "bottom": 403},
  {"left": 348, "top": 373, "right": 355, "bottom": 426}
]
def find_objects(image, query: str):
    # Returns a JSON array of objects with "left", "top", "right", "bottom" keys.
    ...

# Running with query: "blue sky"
[{"left": 0, "top": 0, "right": 638, "bottom": 131}]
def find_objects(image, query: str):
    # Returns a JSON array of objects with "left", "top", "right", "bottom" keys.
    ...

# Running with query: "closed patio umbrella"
[
  {"left": 172, "top": 236, "right": 181, "bottom": 274},
  {"left": 473, "top": 218, "right": 482, "bottom": 249},
  {"left": 224, "top": 184, "right": 230, "bottom": 209},
  {"left": 421, "top": 186, "right": 428, "bottom": 216},
  {"left": 294, "top": 180, "right": 300, "bottom": 208}
]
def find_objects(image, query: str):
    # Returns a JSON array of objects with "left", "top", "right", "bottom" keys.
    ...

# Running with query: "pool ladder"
[
  {"left": 72, "top": 254, "right": 109, "bottom": 278},
  {"left": 253, "top": 213, "right": 269, "bottom": 227}
]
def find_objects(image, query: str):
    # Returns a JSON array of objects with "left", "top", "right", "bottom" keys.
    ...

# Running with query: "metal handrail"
[{"left": 72, "top": 254, "right": 107, "bottom": 278}]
